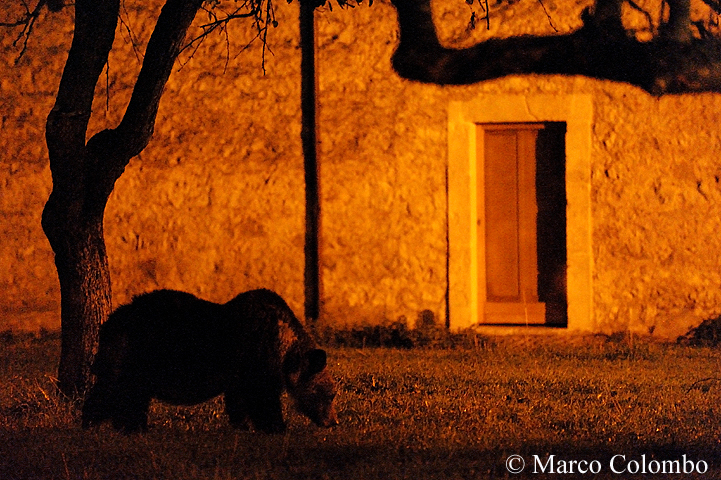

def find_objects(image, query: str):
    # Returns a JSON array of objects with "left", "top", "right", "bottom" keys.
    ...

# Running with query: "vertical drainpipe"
[{"left": 300, "top": 0, "right": 320, "bottom": 323}]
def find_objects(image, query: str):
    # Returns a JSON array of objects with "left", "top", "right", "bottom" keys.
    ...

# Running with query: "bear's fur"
[{"left": 81, "top": 288, "right": 337, "bottom": 433}]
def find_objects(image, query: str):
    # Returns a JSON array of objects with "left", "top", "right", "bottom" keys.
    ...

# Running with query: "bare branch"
[
  {"left": 626, "top": 0, "right": 657, "bottom": 35},
  {"left": 483, "top": 0, "right": 490, "bottom": 29},
  {"left": 686, "top": 377, "right": 721, "bottom": 393},
  {"left": 390, "top": 0, "right": 721, "bottom": 94},
  {"left": 1, "top": 0, "right": 46, "bottom": 63},
  {"left": 110, "top": 0, "right": 205, "bottom": 160},
  {"left": 119, "top": 0, "right": 145, "bottom": 62},
  {"left": 180, "top": 0, "right": 279, "bottom": 74},
  {"left": 591, "top": 0, "right": 624, "bottom": 32},
  {"left": 181, "top": 6, "right": 258, "bottom": 57},
  {"left": 536, "top": 0, "right": 558, "bottom": 32}
]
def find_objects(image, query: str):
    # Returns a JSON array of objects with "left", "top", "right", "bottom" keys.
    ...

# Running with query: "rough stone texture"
[
  {"left": 316, "top": 5, "right": 448, "bottom": 325},
  {"left": 2, "top": 0, "right": 721, "bottom": 337},
  {"left": 591, "top": 90, "right": 721, "bottom": 337},
  {"left": 0, "top": 3, "right": 70, "bottom": 330}
]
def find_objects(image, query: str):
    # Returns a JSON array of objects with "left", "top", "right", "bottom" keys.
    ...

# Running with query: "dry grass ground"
[{"left": 1, "top": 331, "right": 720, "bottom": 479}]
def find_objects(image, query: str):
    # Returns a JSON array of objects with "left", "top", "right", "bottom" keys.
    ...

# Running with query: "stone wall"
[
  {"left": 2, "top": 0, "right": 721, "bottom": 337},
  {"left": 591, "top": 90, "right": 721, "bottom": 337}
]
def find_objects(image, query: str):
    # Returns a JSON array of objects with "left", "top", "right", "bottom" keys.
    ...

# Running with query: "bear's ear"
[{"left": 306, "top": 349, "right": 327, "bottom": 375}]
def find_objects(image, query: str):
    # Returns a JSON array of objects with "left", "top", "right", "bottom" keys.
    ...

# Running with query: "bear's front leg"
[
  {"left": 250, "top": 397, "right": 286, "bottom": 433},
  {"left": 247, "top": 395, "right": 286, "bottom": 434},
  {"left": 81, "top": 382, "right": 113, "bottom": 429}
]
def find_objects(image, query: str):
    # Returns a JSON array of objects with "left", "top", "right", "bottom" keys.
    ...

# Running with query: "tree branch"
[
  {"left": 663, "top": 0, "right": 693, "bottom": 42},
  {"left": 1, "top": 0, "right": 48, "bottom": 63},
  {"left": 183, "top": 4, "right": 260, "bottom": 56},
  {"left": 592, "top": 0, "right": 624, "bottom": 32},
  {"left": 116, "top": 0, "right": 204, "bottom": 148},
  {"left": 389, "top": 0, "right": 721, "bottom": 95},
  {"left": 182, "top": 0, "right": 279, "bottom": 74},
  {"left": 45, "top": 0, "right": 120, "bottom": 200},
  {"left": 85, "top": 0, "right": 204, "bottom": 208}
]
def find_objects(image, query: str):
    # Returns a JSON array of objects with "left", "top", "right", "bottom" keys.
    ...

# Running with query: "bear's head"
[{"left": 287, "top": 348, "right": 338, "bottom": 428}]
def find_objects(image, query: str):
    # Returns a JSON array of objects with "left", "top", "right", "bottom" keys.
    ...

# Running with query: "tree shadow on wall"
[{"left": 389, "top": 0, "right": 721, "bottom": 95}]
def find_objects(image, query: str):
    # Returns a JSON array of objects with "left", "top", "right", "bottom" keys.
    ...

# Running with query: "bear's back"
[{"left": 99, "top": 290, "right": 246, "bottom": 396}]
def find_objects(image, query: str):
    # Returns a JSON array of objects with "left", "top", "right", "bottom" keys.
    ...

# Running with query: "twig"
[
  {"left": 119, "top": 0, "right": 144, "bottom": 62},
  {"left": 464, "top": 0, "right": 489, "bottom": 32},
  {"left": 61, "top": 452, "right": 71, "bottom": 480},
  {"left": 627, "top": 0, "right": 656, "bottom": 35},
  {"left": 536, "top": 0, "right": 558, "bottom": 32},
  {"left": 484, "top": 0, "right": 490, "bottom": 30},
  {"left": 0, "top": 0, "right": 46, "bottom": 63},
  {"left": 686, "top": 377, "right": 721, "bottom": 393},
  {"left": 180, "top": 0, "right": 276, "bottom": 74}
]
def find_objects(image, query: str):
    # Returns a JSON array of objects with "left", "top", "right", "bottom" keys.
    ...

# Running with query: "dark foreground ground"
[{"left": 1, "top": 332, "right": 720, "bottom": 479}]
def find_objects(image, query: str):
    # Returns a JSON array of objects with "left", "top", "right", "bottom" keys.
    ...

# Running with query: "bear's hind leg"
[
  {"left": 111, "top": 392, "right": 151, "bottom": 433},
  {"left": 225, "top": 390, "right": 252, "bottom": 430}
]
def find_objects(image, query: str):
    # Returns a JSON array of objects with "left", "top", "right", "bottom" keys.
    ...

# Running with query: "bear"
[{"left": 81, "top": 288, "right": 337, "bottom": 433}]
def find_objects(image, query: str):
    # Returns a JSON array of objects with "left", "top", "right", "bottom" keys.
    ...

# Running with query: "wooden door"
[{"left": 478, "top": 124, "right": 546, "bottom": 324}]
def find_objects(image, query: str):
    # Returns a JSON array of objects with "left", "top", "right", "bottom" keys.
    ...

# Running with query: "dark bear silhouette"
[{"left": 82, "top": 288, "right": 337, "bottom": 433}]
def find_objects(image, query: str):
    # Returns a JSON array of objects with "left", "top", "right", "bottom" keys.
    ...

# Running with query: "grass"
[{"left": 1, "top": 331, "right": 720, "bottom": 479}]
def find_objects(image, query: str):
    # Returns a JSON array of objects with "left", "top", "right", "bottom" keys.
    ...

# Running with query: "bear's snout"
[{"left": 318, "top": 406, "right": 338, "bottom": 427}]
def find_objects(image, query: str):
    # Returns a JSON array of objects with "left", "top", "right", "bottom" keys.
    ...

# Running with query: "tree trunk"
[
  {"left": 42, "top": 0, "right": 119, "bottom": 397},
  {"left": 42, "top": 204, "right": 111, "bottom": 396},
  {"left": 43, "top": 0, "right": 205, "bottom": 397}
]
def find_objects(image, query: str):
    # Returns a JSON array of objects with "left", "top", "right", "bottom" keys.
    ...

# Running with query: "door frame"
[{"left": 447, "top": 94, "right": 594, "bottom": 331}]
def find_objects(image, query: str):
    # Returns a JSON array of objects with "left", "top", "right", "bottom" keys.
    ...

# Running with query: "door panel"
[
  {"left": 477, "top": 124, "right": 547, "bottom": 324},
  {"left": 484, "top": 131, "right": 520, "bottom": 301}
]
